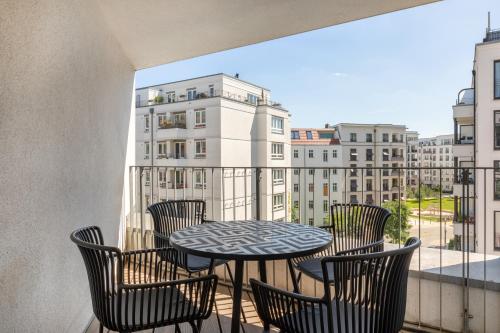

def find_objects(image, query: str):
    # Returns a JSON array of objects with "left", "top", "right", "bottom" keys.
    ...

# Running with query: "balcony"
[
  {"left": 392, "top": 154, "right": 404, "bottom": 161},
  {"left": 484, "top": 28, "right": 500, "bottom": 42},
  {"left": 453, "top": 141, "right": 473, "bottom": 158}
]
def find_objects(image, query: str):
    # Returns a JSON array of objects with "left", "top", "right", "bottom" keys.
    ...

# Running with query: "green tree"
[
  {"left": 291, "top": 206, "right": 299, "bottom": 223},
  {"left": 382, "top": 200, "right": 411, "bottom": 244}
]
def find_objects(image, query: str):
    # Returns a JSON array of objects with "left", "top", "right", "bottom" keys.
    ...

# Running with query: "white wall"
[{"left": 0, "top": 1, "right": 134, "bottom": 331}]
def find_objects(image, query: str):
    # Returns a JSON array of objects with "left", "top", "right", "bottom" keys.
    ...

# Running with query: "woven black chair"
[
  {"left": 288, "top": 203, "right": 391, "bottom": 291},
  {"left": 71, "top": 226, "right": 218, "bottom": 333},
  {"left": 147, "top": 200, "right": 229, "bottom": 274},
  {"left": 251, "top": 237, "right": 421, "bottom": 333}
]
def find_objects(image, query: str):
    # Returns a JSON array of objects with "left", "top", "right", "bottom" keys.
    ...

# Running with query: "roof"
[{"left": 291, "top": 128, "right": 340, "bottom": 146}]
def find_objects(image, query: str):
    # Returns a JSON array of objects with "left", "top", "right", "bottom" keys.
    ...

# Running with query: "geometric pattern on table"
[{"left": 170, "top": 220, "right": 333, "bottom": 260}]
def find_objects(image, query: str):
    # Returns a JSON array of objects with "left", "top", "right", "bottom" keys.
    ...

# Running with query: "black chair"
[
  {"left": 147, "top": 200, "right": 228, "bottom": 275},
  {"left": 251, "top": 237, "right": 421, "bottom": 333},
  {"left": 71, "top": 226, "right": 218, "bottom": 333},
  {"left": 288, "top": 203, "right": 391, "bottom": 290}
]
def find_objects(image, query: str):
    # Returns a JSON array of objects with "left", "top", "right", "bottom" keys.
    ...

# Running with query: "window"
[
  {"left": 136, "top": 94, "right": 141, "bottom": 107},
  {"left": 144, "top": 115, "right": 150, "bottom": 132},
  {"left": 272, "top": 169, "right": 284, "bottom": 185},
  {"left": 323, "top": 183, "right": 328, "bottom": 196},
  {"left": 144, "top": 169, "right": 150, "bottom": 186},
  {"left": 187, "top": 88, "right": 197, "bottom": 100},
  {"left": 195, "top": 139, "right": 206, "bottom": 158},
  {"left": 209, "top": 85, "right": 215, "bottom": 97},
  {"left": 308, "top": 183, "right": 314, "bottom": 192},
  {"left": 323, "top": 150, "right": 328, "bottom": 162},
  {"left": 350, "top": 133, "right": 357, "bottom": 142},
  {"left": 382, "top": 164, "right": 389, "bottom": 176},
  {"left": 194, "top": 169, "right": 206, "bottom": 189},
  {"left": 495, "top": 211, "right": 500, "bottom": 250},
  {"left": 319, "top": 132, "right": 333, "bottom": 139},
  {"left": 366, "top": 133, "right": 372, "bottom": 142},
  {"left": 495, "top": 111, "right": 500, "bottom": 149},
  {"left": 366, "top": 179, "right": 373, "bottom": 191},
  {"left": 158, "top": 169, "right": 166, "bottom": 188},
  {"left": 308, "top": 150, "right": 314, "bottom": 158},
  {"left": 383, "top": 149, "right": 389, "bottom": 161},
  {"left": 271, "top": 116, "right": 284, "bottom": 134},
  {"left": 291, "top": 130, "right": 300, "bottom": 139},
  {"left": 366, "top": 194, "right": 373, "bottom": 204},
  {"left": 158, "top": 141, "right": 167, "bottom": 158},
  {"left": 247, "top": 93, "right": 258, "bottom": 105},
  {"left": 332, "top": 150, "right": 337, "bottom": 158},
  {"left": 158, "top": 113, "right": 168, "bottom": 129},
  {"left": 495, "top": 60, "right": 500, "bottom": 99},
  {"left": 350, "top": 179, "right": 357, "bottom": 192},
  {"left": 331, "top": 169, "right": 337, "bottom": 175},
  {"left": 306, "top": 131, "right": 313, "bottom": 140},
  {"left": 194, "top": 109, "right": 206, "bottom": 128},
  {"left": 350, "top": 195, "right": 358, "bottom": 203},
  {"left": 382, "top": 179, "right": 389, "bottom": 191},
  {"left": 144, "top": 142, "right": 150, "bottom": 159},
  {"left": 294, "top": 200, "right": 299, "bottom": 208},
  {"left": 271, "top": 142, "right": 284, "bottom": 159},
  {"left": 366, "top": 148, "right": 373, "bottom": 161},
  {"left": 308, "top": 169, "right": 315, "bottom": 175},
  {"left": 293, "top": 169, "right": 299, "bottom": 175},
  {"left": 323, "top": 169, "right": 328, "bottom": 179},
  {"left": 382, "top": 133, "right": 389, "bottom": 142},
  {"left": 273, "top": 194, "right": 284, "bottom": 211},
  {"left": 495, "top": 161, "right": 500, "bottom": 200},
  {"left": 308, "top": 218, "right": 314, "bottom": 226},
  {"left": 366, "top": 164, "right": 373, "bottom": 176},
  {"left": 308, "top": 200, "right": 314, "bottom": 209},
  {"left": 323, "top": 200, "right": 328, "bottom": 213},
  {"left": 332, "top": 183, "right": 338, "bottom": 192},
  {"left": 350, "top": 164, "right": 357, "bottom": 176},
  {"left": 293, "top": 149, "right": 299, "bottom": 158},
  {"left": 166, "top": 91, "right": 175, "bottom": 103},
  {"left": 350, "top": 148, "right": 357, "bottom": 161},
  {"left": 293, "top": 184, "right": 299, "bottom": 192}
]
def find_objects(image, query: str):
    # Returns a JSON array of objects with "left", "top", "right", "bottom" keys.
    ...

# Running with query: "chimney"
[{"left": 235, "top": 73, "right": 239, "bottom": 78}]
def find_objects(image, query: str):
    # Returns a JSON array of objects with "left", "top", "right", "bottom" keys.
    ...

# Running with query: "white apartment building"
[
  {"left": 290, "top": 126, "right": 343, "bottom": 226},
  {"left": 405, "top": 130, "right": 419, "bottom": 191},
  {"left": 335, "top": 124, "right": 407, "bottom": 205},
  {"left": 452, "top": 27, "right": 500, "bottom": 254},
  {"left": 417, "top": 135, "right": 454, "bottom": 192},
  {"left": 135, "top": 73, "right": 291, "bottom": 222}
]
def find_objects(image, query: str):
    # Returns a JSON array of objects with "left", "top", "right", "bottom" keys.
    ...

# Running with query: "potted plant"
[{"left": 154, "top": 95, "right": 164, "bottom": 103}]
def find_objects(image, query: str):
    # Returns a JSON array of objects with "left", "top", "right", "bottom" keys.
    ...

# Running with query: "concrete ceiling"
[{"left": 97, "top": 0, "right": 438, "bottom": 70}]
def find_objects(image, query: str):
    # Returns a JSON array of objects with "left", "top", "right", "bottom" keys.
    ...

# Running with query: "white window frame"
[
  {"left": 293, "top": 184, "right": 299, "bottom": 192},
  {"left": 332, "top": 150, "right": 337, "bottom": 158},
  {"left": 271, "top": 116, "right": 284, "bottom": 134},
  {"left": 158, "top": 141, "right": 167, "bottom": 159},
  {"left": 308, "top": 150, "right": 314, "bottom": 158},
  {"left": 194, "top": 169, "right": 207, "bottom": 189},
  {"left": 272, "top": 169, "right": 284, "bottom": 185},
  {"left": 158, "top": 169, "right": 166, "bottom": 188},
  {"left": 323, "top": 150, "right": 328, "bottom": 162},
  {"left": 194, "top": 108, "right": 206, "bottom": 128},
  {"left": 271, "top": 142, "right": 284, "bottom": 160},
  {"left": 144, "top": 115, "right": 150, "bottom": 132},
  {"left": 144, "top": 141, "right": 150, "bottom": 159},
  {"left": 158, "top": 113, "right": 168, "bottom": 129},
  {"left": 187, "top": 88, "right": 197, "bottom": 100},
  {"left": 195, "top": 139, "right": 207, "bottom": 158},
  {"left": 247, "top": 93, "right": 258, "bottom": 105},
  {"left": 166, "top": 91, "right": 175, "bottom": 103},
  {"left": 144, "top": 169, "right": 151, "bottom": 186},
  {"left": 332, "top": 183, "right": 338, "bottom": 192},
  {"left": 273, "top": 193, "right": 284, "bottom": 211},
  {"left": 293, "top": 149, "right": 298, "bottom": 158}
]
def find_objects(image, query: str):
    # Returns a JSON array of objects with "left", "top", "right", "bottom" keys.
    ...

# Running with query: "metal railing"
[
  {"left": 484, "top": 28, "right": 500, "bottom": 42},
  {"left": 125, "top": 165, "right": 499, "bottom": 333},
  {"left": 136, "top": 89, "right": 285, "bottom": 110}
]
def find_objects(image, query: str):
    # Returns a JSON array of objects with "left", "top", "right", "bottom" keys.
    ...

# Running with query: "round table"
[{"left": 169, "top": 220, "right": 333, "bottom": 333}]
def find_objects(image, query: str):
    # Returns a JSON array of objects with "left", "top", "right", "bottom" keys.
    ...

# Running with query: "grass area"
[
  {"left": 405, "top": 197, "right": 454, "bottom": 213},
  {"left": 408, "top": 215, "right": 452, "bottom": 222}
]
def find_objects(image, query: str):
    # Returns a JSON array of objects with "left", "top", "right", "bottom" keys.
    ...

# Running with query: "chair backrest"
[
  {"left": 322, "top": 237, "right": 421, "bottom": 333},
  {"left": 70, "top": 226, "right": 122, "bottom": 328},
  {"left": 147, "top": 200, "right": 206, "bottom": 247},
  {"left": 330, "top": 203, "right": 391, "bottom": 253}
]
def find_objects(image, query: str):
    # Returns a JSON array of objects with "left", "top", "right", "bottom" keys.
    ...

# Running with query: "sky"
[{"left": 135, "top": 0, "right": 500, "bottom": 138}]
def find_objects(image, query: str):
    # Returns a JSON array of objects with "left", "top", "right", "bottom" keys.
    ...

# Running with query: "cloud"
[{"left": 332, "top": 72, "right": 348, "bottom": 77}]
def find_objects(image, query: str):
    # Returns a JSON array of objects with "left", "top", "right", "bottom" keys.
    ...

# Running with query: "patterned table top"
[{"left": 169, "top": 220, "right": 333, "bottom": 261}]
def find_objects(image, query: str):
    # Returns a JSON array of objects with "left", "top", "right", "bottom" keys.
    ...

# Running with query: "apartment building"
[
  {"left": 135, "top": 73, "right": 291, "bottom": 222},
  {"left": 290, "top": 126, "right": 343, "bottom": 225},
  {"left": 405, "top": 130, "right": 419, "bottom": 191},
  {"left": 452, "top": 27, "right": 500, "bottom": 253},
  {"left": 418, "top": 135, "right": 454, "bottom": 192}
]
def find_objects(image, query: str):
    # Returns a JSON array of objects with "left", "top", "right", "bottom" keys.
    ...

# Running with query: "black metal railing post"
[{"left": 256, "top": 167, "right": 261, "bottom": 220}]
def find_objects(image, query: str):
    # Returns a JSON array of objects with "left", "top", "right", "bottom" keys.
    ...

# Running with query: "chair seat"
[
  {"left": 114, "top": 287, "right": 197, "bottom": 329},
  {"left": 183, "top": 254, "right": 228, "bottom": 273},
  {"left": 296, "top": 258, "right": 333, "bottom": 282},
  {"left": 281, "top": 301, "right": 374, "bottom": 333}
]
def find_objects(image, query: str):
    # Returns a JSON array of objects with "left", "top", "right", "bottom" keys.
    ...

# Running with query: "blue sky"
[{"left": 135, "top": 0, "right": 500, "bottom": 137}]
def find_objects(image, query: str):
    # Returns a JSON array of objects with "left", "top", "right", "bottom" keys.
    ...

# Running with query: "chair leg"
[
  {"left": 287, "top": 259, "right": 301, "bottom": 293},
  {"left": 99, "top": 322, "right": 103, "bottom": 333},
  {"left": 189, "top": 321, "right": 200, "bottom": 333},
  {"left": 225, "top": 262, "right": 247, "bottom": 333},
  {"left": 175, "top": 323, "right": 182, "bottom": 333}
]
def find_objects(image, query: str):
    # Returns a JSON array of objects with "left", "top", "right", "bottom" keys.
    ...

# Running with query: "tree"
[
  {"left": 291, "top": 206, "right": 299, "bottom": 223},
  {"left": 382, "top": 200, "right": 411, "bottom": 244}
]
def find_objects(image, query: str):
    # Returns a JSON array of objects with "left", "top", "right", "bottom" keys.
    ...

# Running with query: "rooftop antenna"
[{"left": 487, "top": 11, "right": 491, "bottom": 33}]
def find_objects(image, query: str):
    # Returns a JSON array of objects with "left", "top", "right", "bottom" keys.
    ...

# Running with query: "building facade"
[
  {"left": 405, "top": 130, "right": 419, "bottom": 191},
  {"left": 290, "top": 126, "right": 343, "bottom": 225},
  {"left": 452, "top": 28, "right": 500, "bottom": 253},
  {"left": 418, "top": 135, "right": 454, "bottom": 192},
  {"left": 135, "top": 73, "right": 291, "bottom": 222}
]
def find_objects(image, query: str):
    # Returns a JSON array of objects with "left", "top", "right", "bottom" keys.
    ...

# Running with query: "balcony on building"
[{"left": 453, "top": 88, "right": 474, "bottom": 122}]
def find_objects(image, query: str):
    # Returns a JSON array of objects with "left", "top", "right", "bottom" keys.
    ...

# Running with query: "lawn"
[{"left": 405, "top": 197, "right": 454, "bottom": 213}]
